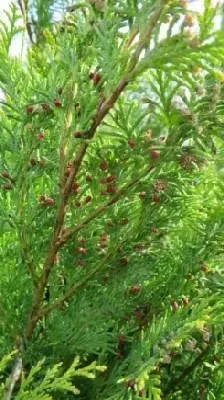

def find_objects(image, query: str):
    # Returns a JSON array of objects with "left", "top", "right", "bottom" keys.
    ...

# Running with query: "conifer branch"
[
  {"left": 24, "top": 0, "right": 165, "bottom": 339},
  {"left": 163, "top": 345, "right": 211, "bottom": 398},
  {"left": 84, "top": 77, "right": 129, "bottom": 139},
  {"left": 38, "top": 248, "right": 116, "bottom": 318},
  {"left": 1, "top": 0, "right": 223, "bottom": 397},
  {"left": 84, "top": 1, "right": 165, "bottom": 139},
  {"left": 25, "top": 129, "right": 88, "bottom": 339},
  {"left": 60, "top": 165, "right": 155, "bottom": 245},
  {"left": 26, "top": 165, "right": 154, "bottom": 337}
]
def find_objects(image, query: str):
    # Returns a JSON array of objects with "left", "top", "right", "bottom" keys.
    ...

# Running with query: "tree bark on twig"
[
  {"left": 17, "top": 0, "right": 34, "bottom": 44},
  {"left": 3, "top": 339, "right": 23, "bottom": 400},
  {"left": 3, "top": 356, "right": 22, "bottom": 400}
]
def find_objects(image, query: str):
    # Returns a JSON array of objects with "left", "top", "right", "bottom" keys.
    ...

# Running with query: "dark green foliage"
[{"left": 0, "top": 0, "right": 224, "bottom": 399}]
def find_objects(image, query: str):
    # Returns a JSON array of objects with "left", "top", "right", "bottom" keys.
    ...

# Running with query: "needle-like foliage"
[{"left": 0, "top": 0, "right": 224, "bottom": 399}]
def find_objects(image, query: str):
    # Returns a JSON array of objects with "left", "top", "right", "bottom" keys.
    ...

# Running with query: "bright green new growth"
[
  {"left": 0, "top": 353, "right": 106, "bottom": 399},
  {"left": 0, "top": 0, "right": 224, "bottom": 399}
]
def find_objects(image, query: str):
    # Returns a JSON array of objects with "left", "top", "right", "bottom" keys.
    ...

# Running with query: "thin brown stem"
[
  {"left": 38, "top": 248, "right": 115, "bottom": 318},
  {"left": 17, "top": 0, "right": 34, "bottom": 44},
  {"left": 127, "top": 0, "right": 165, "bottom": 72},
  {"left": 21, "top": 236, "right": 38, "bottom": 285},
  {"left": 60, "top": 165, "right": 154, "bottom": 245},
  {"left": 84, "top": 77, "right": 129, "bottom": 139},
  {"left": 126, "top": 26, "right": 139, "bottom": 48}
]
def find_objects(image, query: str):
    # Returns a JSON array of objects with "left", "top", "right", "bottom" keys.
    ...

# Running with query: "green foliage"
[
  {"left": 0, "top": 353, "right": 106, "bottom": 399},
  {"left": 0, "top": 0, "right": 224, "bottom": 399}
]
